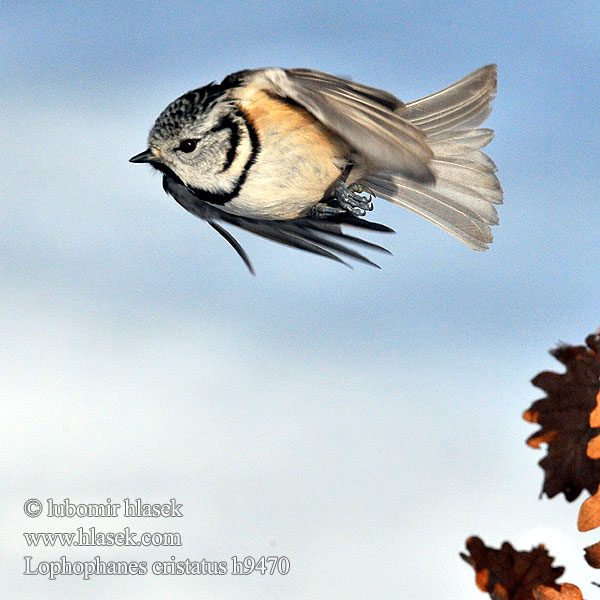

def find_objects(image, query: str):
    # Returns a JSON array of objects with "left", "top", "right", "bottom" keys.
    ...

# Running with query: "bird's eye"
[{"left": 177, "top": 139, "right": 198, "bottom": 153}]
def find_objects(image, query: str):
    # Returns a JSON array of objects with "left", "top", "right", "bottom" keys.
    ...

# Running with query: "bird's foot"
[{"left": 333, "top": 181, "right": 374, "bottom": 217}]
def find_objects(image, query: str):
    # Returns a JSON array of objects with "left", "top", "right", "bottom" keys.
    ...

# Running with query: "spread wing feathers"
[
  {"left": 363, "top": 65, "right": 502, "bottom": 250},
  {"left": 256, "top": 68, "right": 435, "bottom": 183},
  {"left": 400, "top": 64, "right": 498, "bottom": 135},
  {"left": 286, "top": 68, "right": 404, "bottom": 111},
  {"left": 163, "top": 174, "right": 393, "bottom": 273}
]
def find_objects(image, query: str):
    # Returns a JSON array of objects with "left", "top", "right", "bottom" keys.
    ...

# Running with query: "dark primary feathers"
[{"left": 162, "top": 177, "right": 393, "bottom": 274}]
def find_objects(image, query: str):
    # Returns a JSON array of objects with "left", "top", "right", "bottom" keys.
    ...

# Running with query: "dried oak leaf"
[
  {"left": 578, "top": 484, "right": 600, "bottom": 532},
  {"left": 577, "top": 390, "right": 600, "bottom": 564},
  {"left": 584, "top": 540, "right": 600, "bottom": 568},
  {"left": 535, "top": 583, "right": 583, "bottom": 600},
  {"left": 461, "top": 536, "right": 564, "bottom": 600},
  {"left": 588, "top": 394, "right": 600, "bottom": 459},
  {"left": 524, "top": 334, "right": 600, "bottom": 501}
]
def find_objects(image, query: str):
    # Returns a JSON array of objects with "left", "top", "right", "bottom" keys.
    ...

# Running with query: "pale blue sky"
[{"left": 2, "top": 1, "right": 600, "bottom": 598}]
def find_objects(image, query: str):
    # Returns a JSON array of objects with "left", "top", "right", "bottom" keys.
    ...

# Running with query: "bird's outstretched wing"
[
  {"left": 252, "top": 68, "right": 435, "bottom": 183},
  {"left": 163, "top": 177, "right": 393, "bottom": 274}
]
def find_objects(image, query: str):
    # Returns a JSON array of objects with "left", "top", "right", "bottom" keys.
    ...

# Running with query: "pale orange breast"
[
  {"left": 242, "top": 90, "right": 349, "bottom": 162},
  {"left": 224, "top": 90, "right": 353, "bottom": 219}
]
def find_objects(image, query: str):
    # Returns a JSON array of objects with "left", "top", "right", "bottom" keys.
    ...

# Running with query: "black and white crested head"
[
  {"left": 136, "top": 78, "right": 259, "bottom": 202},
  {"left": 150, "top": 85, "right": 224, "bottom": 142}
]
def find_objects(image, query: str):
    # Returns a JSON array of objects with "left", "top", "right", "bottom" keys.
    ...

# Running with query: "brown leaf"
[
  {"left": 584, "top": 540, "right": 600, "bottom": 568},
  {"left": 589, "top": 392, "right": 600, "bottom": 429},
  {"left": 587, "top": 433, "right": 600, "bottom": 460},
  {"left": 461, "top": 536, "right": 564, "bottom": 600},
  {"left": 587, "top": 390, "right": 600, "bottom": 460},
  {"left": 524, "top": 334, "right": 600, "bottom": 501},
  {"left": 578, "top": 487, "right": 600, "bottom": 531},
  {"left": 535, "top": 583, "right": 583, "bottom": 600}
]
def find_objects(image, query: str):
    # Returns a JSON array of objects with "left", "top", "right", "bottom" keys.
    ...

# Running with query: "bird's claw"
[{"left": 334, "top": 181, "right": 374, "bottom": 217}]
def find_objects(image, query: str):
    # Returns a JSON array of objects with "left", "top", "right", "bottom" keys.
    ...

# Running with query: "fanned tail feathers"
[{"left": 364, "top": 64, "right": 502, "bottom": 250}]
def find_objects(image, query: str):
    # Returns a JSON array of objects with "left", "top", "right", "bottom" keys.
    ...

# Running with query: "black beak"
[{"left": 129, "top": 149, "right": 155, "bottom": 163}]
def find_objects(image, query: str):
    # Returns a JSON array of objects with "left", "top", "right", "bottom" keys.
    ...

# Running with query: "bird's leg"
[
  {"left": 309, "top": 204, "right": 346, "bottom": 218},
  {"left": 310, "top": 162, "right": 374, "bottom": 219}
]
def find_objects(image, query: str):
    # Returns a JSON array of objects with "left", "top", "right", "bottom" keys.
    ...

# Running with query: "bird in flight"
[{"left": 131, "top": 65, "right": 501, "bottom": 272}]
